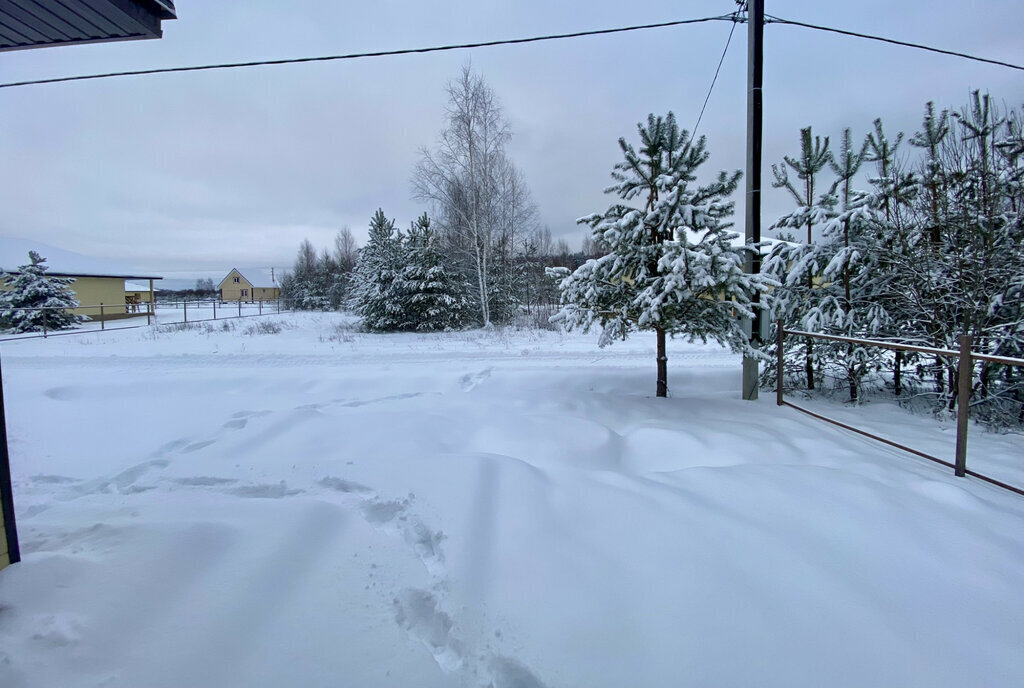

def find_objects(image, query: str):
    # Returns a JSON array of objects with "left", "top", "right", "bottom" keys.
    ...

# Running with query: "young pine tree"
[
  {"left": 0, "top": 251, "right": 84, "bottom": 332},
  {"left": 764, "top": 126, "right": 835, "bottom": 391},
  {"left": 349, "top": 209, "right": 407, "bottom": 331},
  {"left": 554, "top": 112, "right": 769, "bottom": 397}
]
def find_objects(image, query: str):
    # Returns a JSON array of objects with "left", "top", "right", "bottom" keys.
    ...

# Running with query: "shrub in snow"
[
  {"left": 553, "top": 112, "right": 772, "bottom": 397},
  {"left": 0, "top": 251, "right": 84, "bottom": 333}
]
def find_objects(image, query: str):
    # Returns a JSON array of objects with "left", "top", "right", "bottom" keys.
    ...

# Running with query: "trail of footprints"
[{"left": 23, "top": 397, "right": 549, "bottom": 688}]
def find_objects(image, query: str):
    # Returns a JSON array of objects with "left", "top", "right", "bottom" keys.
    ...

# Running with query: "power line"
[
  {"left": 0, "top": 15, "right": 733, "bottom": 90},
  {"left": 766, "top": 14, "right": 1024, "bottom": 72},
  {"left": 692, "top": 9, "right": 742, "bottom": 138}
]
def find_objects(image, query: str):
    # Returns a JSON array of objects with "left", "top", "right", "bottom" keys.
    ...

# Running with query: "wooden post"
[
  {"left": 0, "top": 354, "right": 21, "bottom": 566},
  {"left": 742, "top": 0, "right": 765, "bottom": 401},
  {"left": 100, "top": 303, "right": 105, "bottom": 330},
  {"left": 954, "top": 334, "right": 972, "bottom": 477},
  {"left": 776, "top": 319, "right": 784, "bottom": 406}
]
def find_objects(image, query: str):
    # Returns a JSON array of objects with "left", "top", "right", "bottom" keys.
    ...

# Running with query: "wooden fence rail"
[{"left": 776, "top": 321, "right": 1024, "bottom": 498}]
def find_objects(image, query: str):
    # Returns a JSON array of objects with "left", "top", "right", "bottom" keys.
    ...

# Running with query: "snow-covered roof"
[
  {"left": 125, "top": 281, "right": 160, "bottom": 292},
  {"left": 219, "top": 268, "right": 279, "bottom": 289},
  {"left": 0, "top": 237, "right": 161, "bottom": 280}
]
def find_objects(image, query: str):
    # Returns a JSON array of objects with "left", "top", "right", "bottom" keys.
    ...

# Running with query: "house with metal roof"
[{"left": 218, "top": 268, "right": 281, "bottom": 303}]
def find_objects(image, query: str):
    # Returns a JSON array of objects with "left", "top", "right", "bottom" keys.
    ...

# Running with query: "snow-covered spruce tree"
[
  {"left": 762, "top": 126, "right": 835, "bottom": 391},
  {"left": 396, "top": 213, "right": 472, "bottom": 331},
  {"left": 554, "top": 112, "right": 770, "bottom": 397},
  {"left": 349, "top": 209, "right": 407, "bottom": 331},
  {"left": 0, "top": 251, "right": 83, "bottom": 332}
]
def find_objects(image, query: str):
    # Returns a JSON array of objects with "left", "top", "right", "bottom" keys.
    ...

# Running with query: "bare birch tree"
[{"left": 413, "top": 66, "right": 536, "bottom": 325}]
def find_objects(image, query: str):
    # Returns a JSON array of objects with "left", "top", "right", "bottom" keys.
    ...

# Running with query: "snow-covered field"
[{"left": 0, "top": 313, "right": 1022, "bottom": 688}]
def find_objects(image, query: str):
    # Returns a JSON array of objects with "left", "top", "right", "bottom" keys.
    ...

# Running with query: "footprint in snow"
[
  {"left": 172, "top": 476, "right": 239, "bottom": 487},
  {"left": 393, "top": 588, "right": 550, "bottom": 687},
  {"left": 318, "top": 476, "right": 374, "bottom": 495},
  {"left": 231, "top": 481, "right": 302, "bottom": 499},
  {"left": 460, "top": 368, "right": 493, "bottom": 392}
]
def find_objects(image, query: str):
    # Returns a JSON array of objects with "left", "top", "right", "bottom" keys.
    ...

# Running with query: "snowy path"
[{"left": 0, "top": 313, "right": 1022, "bottom": 687}]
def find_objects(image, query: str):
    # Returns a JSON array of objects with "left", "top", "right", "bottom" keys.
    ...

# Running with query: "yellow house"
[
  {"left": 1, "top": 271, "right": 161, "bottom": 321},
  {"left": 218, "top": 268, "right": 280, "bottom": 302}
]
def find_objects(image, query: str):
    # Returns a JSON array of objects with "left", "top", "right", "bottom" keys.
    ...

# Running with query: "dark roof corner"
[{"left": 0, "top": 0, "right": 177, "bottom": 52}]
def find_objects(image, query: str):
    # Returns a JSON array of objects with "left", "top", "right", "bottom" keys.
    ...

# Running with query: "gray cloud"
[{"left": 1, "top": 0, "right": 1022, "bottom": 276}]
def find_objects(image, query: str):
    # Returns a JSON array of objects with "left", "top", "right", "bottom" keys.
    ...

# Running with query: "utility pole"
[{"left": 742, "top": 0, "right": 765, "bottom": 400}]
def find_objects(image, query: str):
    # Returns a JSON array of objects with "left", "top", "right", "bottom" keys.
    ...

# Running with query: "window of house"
[
  {"left": 241, "top": 289, "right": 248, "bottom": 297},
  {"left": 233, "top": 276, "right": 240, "bottom": 283}
]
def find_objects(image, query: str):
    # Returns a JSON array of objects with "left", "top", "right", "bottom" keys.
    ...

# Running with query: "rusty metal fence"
[{"left": 776, "top": 322, "right": 1024, "bottom": 497}]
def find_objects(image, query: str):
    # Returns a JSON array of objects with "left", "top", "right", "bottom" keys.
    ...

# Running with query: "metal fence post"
[
  {"left": 776, "top": 319, "right": 784, "bottom": 406},
  {"left": 213, "top": 300, "right": 217, "bottom": 320},
  {"left": 259, "top": 299, "right": 262, "bottom": 315},
  {"left": 42, "top": 311, "right": 47, "bottom": 339},
  {"left": 147, "top": 301, "right": 151, "bottom": 326},
  {"left": 100, "top": 303, "right": 105, "bottom": 330},
  {"left": 184, "top": 300, "right": 188, "bottom": 323},
  {"left": 955, "top": 334, "right": 972, "bottom": 477},
  {"left": 238, "top": 299, "right": 241, "bottom": 318}
]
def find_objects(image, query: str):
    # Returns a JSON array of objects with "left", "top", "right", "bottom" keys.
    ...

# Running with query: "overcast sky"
[{"left": 1, "top": 0, "right": 1022, "bottom": 280}]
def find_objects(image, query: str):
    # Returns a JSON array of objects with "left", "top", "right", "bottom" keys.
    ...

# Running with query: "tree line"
[{"left": 762, "top": 91, "right": 1024, "bottom": 426}]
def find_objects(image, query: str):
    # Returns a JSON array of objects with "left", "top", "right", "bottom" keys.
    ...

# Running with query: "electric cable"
[
  {"left": 0, "top": 15, "right": 734, "bottom": 90},
  {"left": 692, "top": 7, "right": 743, "bottom": 139},
  {"left": 765, "top": 14, "right": 1024, "bottom": 72}
]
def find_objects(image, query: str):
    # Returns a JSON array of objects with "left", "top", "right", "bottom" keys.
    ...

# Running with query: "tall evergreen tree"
[
  {"left": 349, "top": 209, "right": 407, "bottom": 331},
  {"left": 0, "top": 251, "right": 84, "bottom": 332},
  {"left": 397, "top": 213, "right": 472, "bottom": 331},
  {"left": 554, "top": 112, "right": 769, "bottom": 397}
]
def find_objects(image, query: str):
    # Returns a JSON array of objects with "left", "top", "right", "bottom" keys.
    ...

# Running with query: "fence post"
[
  {"left": 238, "top": 299, "right": 242, "bottom": 317},
  {"left": 213, "top": 300, "right": 217, "bottom": 320},
  {"left": 184, "top": 300, "right": 188, "bottom": 323},
  {"left": 147, "top": 301, "right": 151, "bottom": 326},
  {"left": 42, "top": 311, "right": 47, "bottom": 339},
  {"left": 100, "top": 303, "right": 105, "bottom": 330},
  {"left": 776, "top": 319, "right": 784, "bottom": 406},
  {"left": 259, "top": 299, "right": 262, "bottom": 315},
  {"left": 954, "top": 334, "right": 972, "bottom": 477}
]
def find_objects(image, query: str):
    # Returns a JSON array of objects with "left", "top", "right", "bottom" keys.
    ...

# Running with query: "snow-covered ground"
[{"left": 0, "top": 313, "right": 1022, "bottom": 688}]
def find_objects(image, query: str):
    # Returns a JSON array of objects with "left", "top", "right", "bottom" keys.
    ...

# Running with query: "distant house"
[
  {"left": 218, "top": 268, "right": 280, "bottom": 302},
  {"left": 0, "top": 270, "right": 162, "bottom": 321}
]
